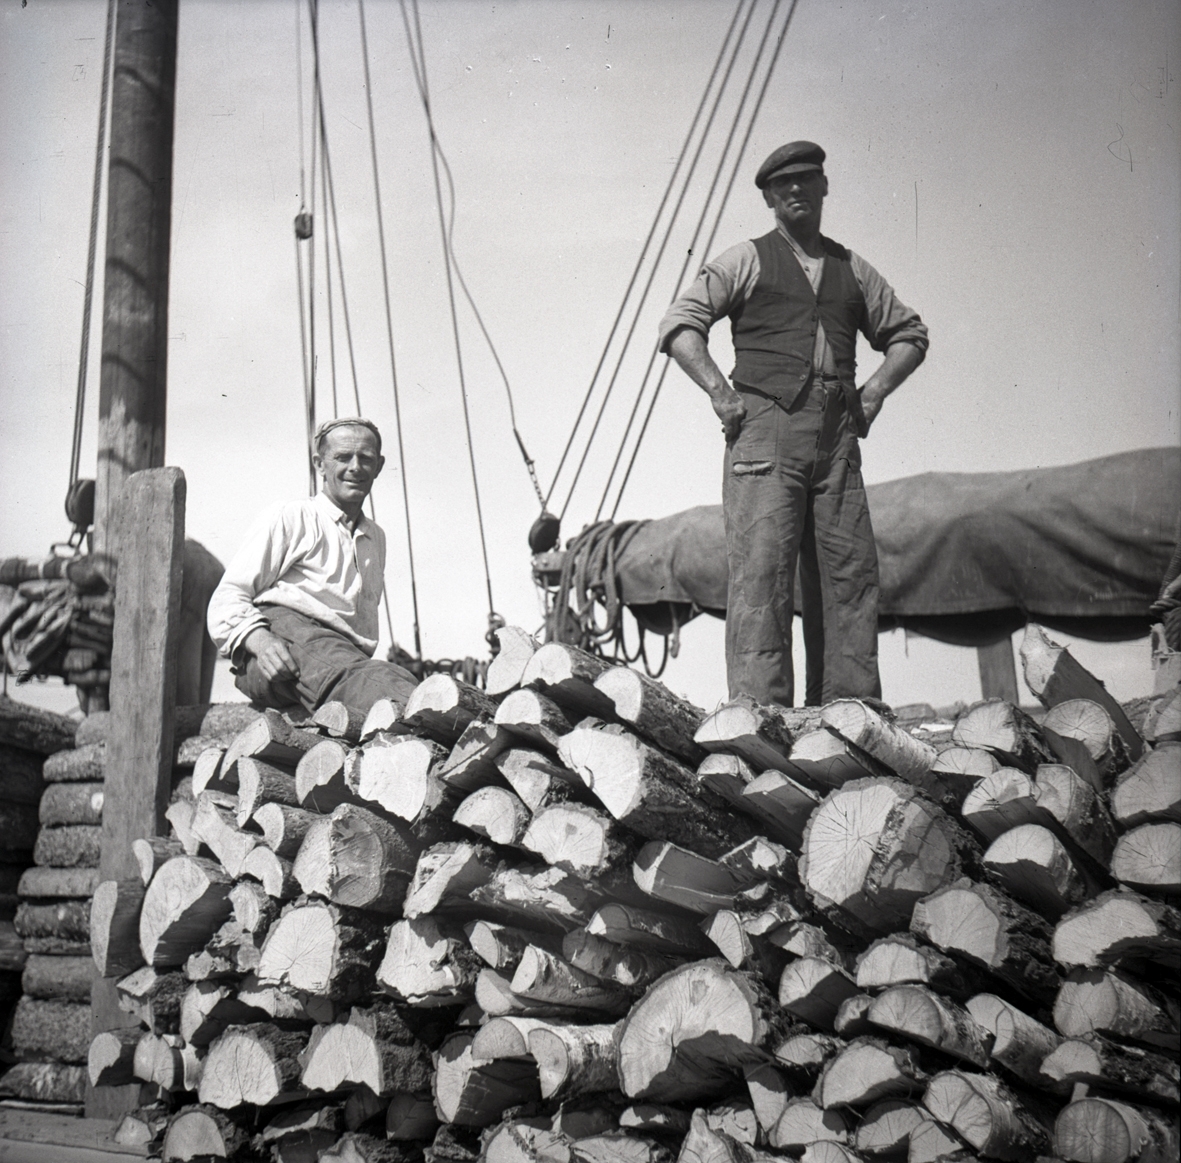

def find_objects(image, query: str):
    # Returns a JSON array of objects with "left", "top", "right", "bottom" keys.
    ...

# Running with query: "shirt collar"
[
  {"left": 777, "top": 224, "right": 823, "bottom": 264},
  {"left": 313, "top": 490, "right": 373, "bottom": 537}
]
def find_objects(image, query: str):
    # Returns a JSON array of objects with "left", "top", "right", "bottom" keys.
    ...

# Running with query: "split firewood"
[
  {"left": 39, "top": 780, "right": 103, "bottom": 826},
  {"left": 866, "top": 985, "right": 991, "bottom": 1066},
  {"left": 769, "top": 1097, "right": 850, "bottom": 1152},
  {"left": 189, "top": 792, "right": 259, "bottom": 877},
  {"left": 521, "top": 642, "right": 618, "bottom": 720},
  {"left": 256, "top": 898, "right": 386, "bottom": 1003},
  {"left": 185, "top": 918, "right": 260, "bottom": 980},
  {"left": 496, "top": 688, "right": 577, "bottom": 753},
  {"left": 1053, "top": 889, "right": 1181, "bottom": 973},
  {"left": 951, "top": 699, "right": 1061, "bottom": 773},
  {"left": 402, "top": 840, "right": 502, "bottom": 917},
  {"left": 853, "top": 1099, "right": 928, "bottom": 1158},
  {"left": 198, "top": 1022, "right": 309, "bottom": 1108},
  {"left": 528, "top": 1022, "right": 621, "bottom": 1099},
  {"left": 509, "top": 945, "right": 633, "bottom": 1016},
  {"left": 910, "top": 879, "right": 1061, "bottom": 1004},
  {"left": 90, "top": 876, "right": 145, "bottom": 975},
  {"left": 1041, "top": 1034, "right": 1179, "bottom": 1106},
  {"left": 964, "top": 993, "right": 1064, "bottom": 1090},
  {"left": 616, "top": 960, "right": 788, "bottom": 1102},
  {"left": 386, "top": 1092, "right": 439, "bottom": 1140},
  {"left": 293, "top": 802, "right": 422, "bottom": 913},
  {"left": 854, "top": 933, "right": 986, "bottom": 999},
  {"left": 295, "top": 737, "right": 361, "bottom": 814},
  {"left": 1044, "top": 698, "right": 1132, "bottom": 780},
  {"left": 778, "top": 957, "right": 861, "bottom": 1029},
  {"left": 41, "top": 740, "right": 104, "bottom": 782},
  {"left": 454, "top": 785, "right": 532, "bottom": 846},
  {"left": 559, "top": 722, "right": 755, "bottom": 857},
  {"left": 1111, "top": 822, "right": 1181, "bottom": 894},
  {"left": 1053, "top": 1096, "right": 1179, "bottom": 1163},
  {"left": 563, "top": 928, "right": 680, "bottom": 990},
  {"left": 133, "top": 1031, "right": 202, "bottom": 1092},
  {"left": 438, "top": 716, "right": 513, "bottom": 793},
  {"left": 813, "top": 1037, "right": 925, "bottom": 1109},
  {"left": 131, "top": 836, "right": 185, "bottom": 885},
  {"left": 586, "top": 901, "right": 716, "bottom": 957},
  {"left": 524, "top": 801, "right": 635, "bottom": 876},
  {"left": 360, "top": 697, "right": 410, "bottom": 743},
  {"left": 21, "top": 953, "right": 96, "bottom": 1002},
  {"left": 301, "top": 1000, "right": 432, "bottom": 1095},
  {"left": 593, "top": 665, "right": 706, "bottom": 766},
  {"left": 433, "top": 1030, "right": 541, "bottom": 1126},
  {"left": 466, "top": 920, "right": 564, "bottom": 973},
  {"left": 820, "top": 700, "right": 938, "bottom": 786},
  {"left": 252, "top": 801, "right": 319, "bottom": 859},
  {"left": 740, "top": 770, "right": 821, "bottom": 847},
  {"left": 116, "top": 965, "right": 186, "bottom": 1034},
  {"left": 982, "top": 823, "right": 1104, "bottom": 918},
  {"left": 222, "top": 708, "right": 321, "bottom": 779},
  {"left": 1020, "top": 623, "right": 1144, "bottom": 761},
  {"left": 1110, "top": 743, "right": 1181, "bottom": 828},
  {"left": 313, "top": 699, "right": 367, "bottom": 743},
  {"left": 1035, "top": 761, "right": 1119, "bottom": 868},
  {"left": 402, "top": 674, "right": 496, "bottom": 745},
  {"left": 495, "top": 746, "right": 584, "bottom": 811},
  {"left": 833, "top": 993, "right": 874, "bottom": 1037},
  {"left": 191, "top": 746, "right": 228, "bottom": 796},
  {"left": 633, "top": 840, "right": 759, "bottom": 915},
  {"left": 33, "top": 822, "right": 102, "bottom": 867},
  {"left": 377, "top": 916, "right": 483, "bottom": 1006},
  {"left": 1054, "top": 967, "right": 1181, "bottom": 1051},
  {"left": 486, "top": 625, "right": 539, "bottom": 696},
  {"left": 16, "top": 865, "right": 100, "bottom": 899},
  {"left": 694, "top": 698, "right": 817, "bottom": 773},
  {"left": 922, "top": 1069, "right": 1053, "bottom": 1160},
  {"left": 234, "top": 756, "right": 299, "bottom": 827},
  {"left": 88, "top": 1027, "right": 141, "bottom": 1087},
  {"left": 160, "top": 1105, "right": 251, "bottom": 1162},
  {"left": 138, "top": 855, "right": 233, "bottom": 968},
  {"left": 799, "top": 777, "right": 979, "bottom": 938},
  {"left": 681, "top": 1107, "right": 771, "bottom": 1163},
  {"left": 229, "top": 879, "right": 277, "bottom": 939},
  {"left": 354, "top": 734, "right": 453, "bottom": 823},
  {"left": 702, "top": 910, "right": 790, "bottom": 983},
  {"left": 240, "top": 845, "right": 299, "bottom": 900},
  {"left": 10, "top": 995, "right": 92, "bottom": 1064},
  {"left": 165, "top": 799, "right": 200, "bottom": 855}
]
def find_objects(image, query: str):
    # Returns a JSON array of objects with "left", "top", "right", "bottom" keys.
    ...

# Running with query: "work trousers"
[
  {"left": 723, "top": 377, "right": 882, "bottom": 707},
  {"left": 234, "top": 604, "right": 418, "bottom": 717}
]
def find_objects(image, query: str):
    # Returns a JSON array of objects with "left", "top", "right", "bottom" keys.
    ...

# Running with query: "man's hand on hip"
[
  {"left": 711, "top": 386, "right": 747, "bottom": 442},
  {"left": 244, "top": 627, "right": 301, "bottom": 683}
]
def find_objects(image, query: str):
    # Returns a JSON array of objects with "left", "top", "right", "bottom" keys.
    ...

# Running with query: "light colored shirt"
[
  {"left": 657, "top": 225, "right": 929, "bottom": 374},
  {"left": 207, "top": 492, "right": 386, "bottom": 662}
]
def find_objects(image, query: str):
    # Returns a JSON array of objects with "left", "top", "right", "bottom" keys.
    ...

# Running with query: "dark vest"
[{"left": 730, "top": 230, "right": 866, "bottom": 410}]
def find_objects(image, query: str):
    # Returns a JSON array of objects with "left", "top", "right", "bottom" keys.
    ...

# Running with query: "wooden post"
[
  {"left": 87, "top": 467, "right": 186, "bottom": 1118},
  {"left": 93, "top": 0, "right": 179, "bottom": 565},
  {"left": 977, "top": 637, "right": 1020, "bottom": 703}
]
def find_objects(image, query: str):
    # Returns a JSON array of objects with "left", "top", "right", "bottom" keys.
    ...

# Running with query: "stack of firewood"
[{"left": 87, "top": 625, "right": 1180, "bottom": 1163}]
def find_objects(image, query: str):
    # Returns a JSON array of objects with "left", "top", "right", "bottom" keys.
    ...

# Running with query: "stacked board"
[{"left": 84, "top": 627, "right": 1180, "bottom": 1163}]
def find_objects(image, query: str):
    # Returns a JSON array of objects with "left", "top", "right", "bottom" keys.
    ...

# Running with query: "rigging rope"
[{"left": 68, "top": 0, "right": 116, "bottom": 493}]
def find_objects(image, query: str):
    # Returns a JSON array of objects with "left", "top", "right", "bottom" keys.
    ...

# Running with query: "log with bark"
[
  {"left": 253, "top": 801, "right": 319, "bottom": 859},
  {"left": 632, "top": 841, "right": 759, "bottom": 916},
  {"left": 852, "top": 1099, "right": 928, "bottom": 1159},
  {"left": 982, "top": 823, "right": 1104, "bottom": 918},
  {"left": 221, "top": 708, "right": 322, "bottom": 778},
  {"left": 586, "top": 901, "right": 716, "bottom": 958},
  {"left": 509, "top": 944, "right": 633, "bottom": 1017},
  {"left": 301, "top": 1000, "right": 433, "bottom": 1095},
  {"left": 234, "top": 756, "right": 300, "bottom": 827},
  {"left": 1111, "top": 822, "right": 1181, "bottom": 894},
  {"left": 455, "top": 785, "right": 533, "bottom": 847},
  {"left": 930, "top": 745, "right": 1000, "bottom": 801},
  {"left": 88, "top": 1027, "right": 142, "bottom": 1087},
  {"left": 964, "top": 993, "right": 1064, "bottom": 1091},
  {"left": 951, "top": 700, "right": 1060, "bottom": 773},
  {"left": 21, "top": 952, "right": 96, "bottom": 1002},
  {"left": 138, "top": 855, "right": 232, "bottom": 967},
  {"left": 438, "top": 717, "right": 513, "bottom": 793},
  {"left": 739, "top": 770, "right": 820, "bottom": 848},
  {"left": 496, "top": 747, "right": 585, "bottom": 812},
  {"left": 528, "top": 1022, "right": 621, "bottom": 1100},
  {"left": 197, "top": 1022, "right": 310, "bottom": 1107},
  {"left": 42, "top": 740, "right": 104, "bottom": 783},
  {"left": 1053, "top": 967, "right": 1180, "bottom": 1051},
  {"left": 866, "top": 985, "right": 991, "bottom": 1066},
  {"left": 0, "top": 1061, "right": 88, "bottom": 1104},
  {"left": 562, "top": 928, "right": 680, "bottom": 990},
  {"left": 521, "top": 643, "right": 618, "bottom": 721},
  {"left": 778, "top": 957, "right": 861, "bottom": 1030},
  {"left": 922, "top": 1069, "right": 1053, "bottom": 1161},
  {"left": 769, "top": 1097, "right": 850, "bottom": 1152},
  {"left": 312, "top": 699, "right": 368, "bottom": 743},
  {"left": 189, "top": 792, "right": 260, "bottom": 877},
  {"left": 191, "top": 746, "right": 228, "bottom": 796},
  {"left": 1110, "top": 744, "right": 1181, "bottom": 828},
  {"left": 1043, "top": 698, "right": 1132, "bottom": 781},
  {"left": 820, "top": 700, "right": 939, "bottom": 787},
  {"left": 694, "top": 698, "right": 818, "bottom": 774},
  {"left": 11, "top": 995, "right": 92, "bottom": 1063},
  {"left": 1041, "top": 1034, "right": 1179, "bottom": 1106},
  {"left": 401, "top": 840, "right": 503, "bottom": 918},
  {"left": 15, "top": 898, "right": 92, "bottom": 945},
  {"left": 854, "top": 933, "right": 986, "bottom": 999},
  {"left": 593, "top": 666, "right": 706, "bottom": 766},
  {"left": 116, "top": 965, "right": 186, "bottom": 1034},
  {"left": 524, "top": 802, "right": 636, "bottom": 877},
  {"left": 377, "top": 916, "right": 483, "bottom": 1006},
  {"left": 781, "top": 727, "right": 895, "bottom": 790},
  {"left": 296, "top": 738, "right": 361, "bottom": 814},
  {"left": 0, "top": 694, "right": 76, "bottom": 754},
  {"left": 33, "top": 823, "right": 102, "bottom": 867},
  {"left": 433, "top": 1030, "right": 541, "bottom": 1126},
  {"left": 241, "top": 845, "right": 299, "bottom": 900},
  {"left": 813, "top": 1037, "right": 926, "bottom": 1109},
  {"left": 1053, "top": 890, "right": 1181, "bottom": 973},
  {"left": 159, "top": 1104, "right": 253, "bottom": 1161},
  {"left": 1053, "top": 1096, "right": 1180, "bottom": 1163},
  {"left": 354, "top": 735, "right": 452, "bottom": 823},
  {"left": 131, "top": 836, "right": 185, "bottom": 885},
  {"left": 402, "top": 675, "right": 496, "bottom": 746}
]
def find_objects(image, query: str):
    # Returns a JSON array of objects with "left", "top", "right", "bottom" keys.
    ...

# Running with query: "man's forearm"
[
  {"left": 859, "top": 341, "right": 923, "bottom": 423},
  {"left": 667, "top": 326, "right": 732, "bottom": 401}
]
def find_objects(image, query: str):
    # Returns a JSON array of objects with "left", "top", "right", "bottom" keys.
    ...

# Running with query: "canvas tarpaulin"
[{"left": 601, "top": 447, "right": 1179, "bottom": 647}]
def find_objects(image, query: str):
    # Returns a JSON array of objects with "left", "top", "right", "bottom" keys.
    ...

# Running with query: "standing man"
[
  {"left": 207, "top": 417, "right": 417, "bottom": 717},
  {"left": 659, "top": 142, "right": 928, "bottom": 707}
]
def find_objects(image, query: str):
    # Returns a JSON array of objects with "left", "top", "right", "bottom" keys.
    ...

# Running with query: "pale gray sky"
[{"left": 2, "top": 0, "right": 1178, "bottom": 713}]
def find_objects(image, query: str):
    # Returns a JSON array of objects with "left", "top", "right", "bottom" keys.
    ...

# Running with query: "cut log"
[
  {"left": 1053, "top": 1096, "right": 1180, "bottom": 1163},
  {"left": 301, "top": 1000, "right": 432, "bottom": 1095},
  {"left": 139, "top": 855, "right": 232, "bottom": 967},
  {"left": 240, "top": 845, "right": 299, "bottom": 899},
  {"left": 821, "top": 700, "right": 938, "bottom": 786},
  {"left": 563, "top": 928, "right": 680, "bottom": 990},
  {"left": 1054, "top": 968, "right": 1180, "bottom": 1051},
  {"left": 222, "top": 708, "right": 321, "bottom": 777},
  {"left": 559, "top": 722, "right": 755, "bottom": 857},
  {"left": 696, "top": 752, "right": 759, "bottom": 817},
  {"left": 1053, "top": 890, "right": 1181, "bottom": 973},
  {"left": 1111, "top": 744, "right": 1181, "bottom": 828},
  {"left": 22, "top": 953, "right": 96, "bottom": 1001},
  {"left": 402, "top": 840, "right": 501, "bottom": 918},
  {"left": 744, "top": 1061, "right": 793, "bottom": 1134},
  {"left": 906, "top": 1116, "right": 967, "bottom": 1163},
  {"left": 524, "top": 802, "right": 634, "bottom": 877},
  {"left": 773, "top": 1030, "right": 846, "bottom": 1075},
  {"left": 633, "top": 840, "right": 756, "bottom": 915},
  {"left": 617, "top": 959, "right": 788, "bottom": 1102},
  {"left": 910, "top": 879, "right": 1061, "bottom": 1004},
  {"left": 377, "top": 916, "right": 482, "bottom": 1006},
  {"left": 740, "top": 770, "right": 821, "bottom": 848},
  {"left": 1144, "top": 687, "right": 1181, "bottom": 743},
  {"left": 0, "top": 1061, "right": 87, "bottom": 1104},
  {"left": 229, "top": 879, "right": 278, "bottom": 938},
  {"left": 951, "top": 700, "right": 1059, "bottom": 772},
  {"left": 778, "top": 957, "right": 861, "bottom": 1030},
  {"left": 1041, "top": 1034, "right": 1179, "bottom": 1106},
  {"left": 783, "top": 727, "right": 895, "bottom": 791},
  {"left": 455, "top": 786, "right": 532, "bottom": 847},
  {"left": 189, "top": 792, "right": 259, "bottom": 877},
  {"left": 433, "top": 1030, "right": 541, "bottom": 1126},
  {"left": 91, "top": 877, "right": 146, "bottom": 975},
  {"left": 469, "top": 864, "right": 616, "bottom": 934},
  {"left": 238, "top": 970, "right": 324, "bottom": 1023},
  {"left": 360, "top": 698, "right": 410, "bottom": 743},
  {"left": 866, "top": 985, "right": 991, "bottom": 1066},
  {"left": 833, "top": 993, "right": 874, "bottom": 1037},
  {"left": 179, "top": 979, "right": 257, "bottom": 1046},
  {"left": 185, "top": 918, "right": 260, "bottom": 980},
  {"left": 964, "top": 993, "right": 1064, "bottom": 1090},
  {"left": 495, "top": 688, "right": 576, "bottom": 752},
  {"left": 11, "top": 995, "right": 91, "bottom": 1063},
  {"left": 34, "top": 823, "right": 102, "bottom": 867},
  {"left": 814, "top": 1037, "right": 925, "bottom": 1109},
  {"left": 619, "top": 1105, "right": 692, "bottom": 1136},
  {"left": 704, "top": 909, "right": 791, "bottom": 983},
  {"left": 1111, "top": 823, "right": 1181, "bottom": 894},
  {"left": 469, "top": 1014, "right": 546, "bottom": 1060},
  {"left": 438, "top": 717, "right": 513, "bottom": 793},
  {"left": 961, "top": 768, "right": 1043, "bottom": 841},
  {"left": 922, "top": 1070, "right": 1053, "bottom": 1161},
  {"left": 258, "top": 1102, "right": 343, "bottom": 1153},
  {"left": 165, "top": 798, "right": 200, "bottom": 855},
  {"left": 586, "top": 901, "right": 715, "bottom": 957},
  {"left": 694, "top": 698, "right": 818, "bottom": 773},
  {"left": 17, "top": 865, "right": 100, "bottom": 899},
  {"left": 593, "top": 666, "right": 706, "bottom": 766},
  {"left": 521, "top": 643, "right": 617, "bottom": 720},
  {"left": 88, "top": 1027, "right": 142, "bottom": 1087},
  {"left": 466, "top": 920, "right": 564, "bottom": 972},
  {"left": 295, "top": 738, "right": 360, "bottom": 814},
  {"left": 510, "top": 945, "right": 633, "bottom": 1016},
  {"left": 983, "top": 824, "right": 1103, "bottom": 918},
  {"left": 1035, "top": 762, "right": 1118, "bottom": 868},
  {"left": 116, "top": 965, "right": 186, "bottom": 1034},
  {"left": 1044, "top": 699, "right": 1132, "bottom": 780},
  {"left": 0, "top": 694, "right": 76, "bottom": 754},
  {"left": 403, "top": 675, "right": 496, "bottom": 745},
  {"left": 1020, "top": 623, "right": 1144, "bottom": 762},
  {"left": 354, "top": 735, "right": 452, "bottom": 823},
  {"left": 253, "top": 801, "right": 319, "bottom": 859},
  {"left": 313, "top": 699, "right": 367, "bottom": 743},
  {"left": 770, "top": 1098, "right": 850, "bottom": 1152},
  {"left": 486, "top": 626, "right": 539, "bottom": 697},
  {"left": 234, "top": 756, "right": 299, "bottom": 827},
  {"left": 496, "top": 747, "right": 584, "bottom": 811},
  {"left": 42, "top": 740, "right": 104, "bottom": 782},
  {"left": 799, "top": 777, "right": 979, "bottom": 938},
  {"left": 474, "top": 966, "right": 588, "bottom": 1021},
  {"left": 528, "top": 1022, "right": 621, "bottom": 1099},
  {"left": 257, "top": 899, "right": 386, "bottom": 1003},
  {"left": 191, "top": 746, "right": 228, "bottom": 796},
  {"left": 853, "top": 1099, "right": 928, "bottom": 1159},
  {"left": 293, "top": 802, "right": 423, "bottom": 913},
  {"left": 930, "top": 746, "right": 1000, "bottom": 800},
  {"left": 198, "top": 1022, "right": 309, "bottom": 1107},
  {"left": 132, "top": 836, "right": 185, "bottom": 885},
  {"left": 39, "top": 781, "right": 104, "bottom": 827},
  {"left": 855, "top": 933, "right": 985, "bottom": 999}
]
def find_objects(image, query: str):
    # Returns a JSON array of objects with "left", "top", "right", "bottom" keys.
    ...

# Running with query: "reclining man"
[{"left": 207, "top": 417, "right": 417, "bottom": 717}]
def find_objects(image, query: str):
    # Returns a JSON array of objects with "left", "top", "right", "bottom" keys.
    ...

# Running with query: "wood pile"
[{"left": 81, "top": 626, "right": 1179, "bottom": 1163}]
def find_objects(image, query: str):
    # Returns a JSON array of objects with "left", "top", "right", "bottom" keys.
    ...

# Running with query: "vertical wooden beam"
[
  {"left": 87, "top": 466, "right": 185, "bottom": 1119},
  {"left": 977, "top": 637, "right": 1020, "bottom": 704},
  {"left": 93, "top": 0, "right": 179, "bottom": 565}
]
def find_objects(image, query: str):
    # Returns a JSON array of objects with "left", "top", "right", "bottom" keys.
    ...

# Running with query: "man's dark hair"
[{"left": 313, "top": 417, "right": 383, "bottom": 455}]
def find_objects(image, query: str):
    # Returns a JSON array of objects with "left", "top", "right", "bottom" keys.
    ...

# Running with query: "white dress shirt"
[{"left": 207, "top": 492, "right": 386, "bottom": 661}]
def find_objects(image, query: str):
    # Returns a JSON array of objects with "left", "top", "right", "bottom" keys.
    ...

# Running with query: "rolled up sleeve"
[
  {"left": 657, "top": 241, "right": 761, "bottom": 353},
  {"left": 851, "top": 251, "right": 929, "bottom": 359}
]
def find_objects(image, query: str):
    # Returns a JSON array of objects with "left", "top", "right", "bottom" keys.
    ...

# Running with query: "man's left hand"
[{"left": 859, "top": 387, "right": 887, "bottom": 430}]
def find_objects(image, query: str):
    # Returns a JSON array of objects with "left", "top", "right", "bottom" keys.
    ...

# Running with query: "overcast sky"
[{"left": 2, "top": 0, "right": 1178, "bottom": 714}]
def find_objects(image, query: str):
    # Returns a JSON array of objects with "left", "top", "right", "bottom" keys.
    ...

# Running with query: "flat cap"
[{"left": 755, "top": 141, "right": 825, "bottom": 188}]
